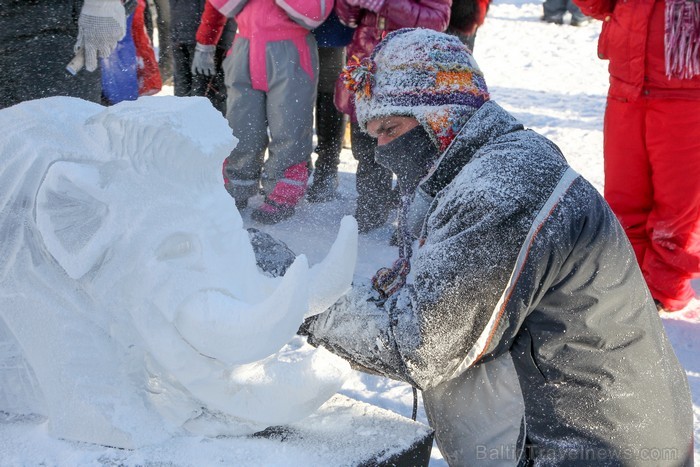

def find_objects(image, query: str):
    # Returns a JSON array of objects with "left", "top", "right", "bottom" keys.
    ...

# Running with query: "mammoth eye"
[{"left": 155, "top": 233, "right": 199, "bottom": 261}]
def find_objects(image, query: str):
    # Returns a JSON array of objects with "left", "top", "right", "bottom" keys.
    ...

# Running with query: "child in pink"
[{"left": 205, "top": 0, "right": 333, "bottom": 224}]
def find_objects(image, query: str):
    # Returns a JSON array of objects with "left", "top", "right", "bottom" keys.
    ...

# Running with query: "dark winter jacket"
[
  {"left": 333, "top": 0, "right": 452, "bottom": 119},
  {"left": 446, "top": 0, "right": 490, "bottom": 36},
  {"left": 573, "top": 0, "right": 700, "bottom": 100},
  {"left": 305, "top": 101, "right": 694, "bottom": 466},
  {"left": 171, "top": 0, "right": 235, "bottom": 48},
  {"left": 0, "top": 0, "right": 102, "bottom": 108},
  {"left": 312, "top": 11, "right": 354, "bottom": 48},
  {"left": 170, "top": 0, "right": 206, "bottom": 43}
]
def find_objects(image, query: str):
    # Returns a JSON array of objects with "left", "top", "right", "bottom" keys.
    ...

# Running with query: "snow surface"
[{"left": 1, "top": 0, "right": 699, "bottom": 465}]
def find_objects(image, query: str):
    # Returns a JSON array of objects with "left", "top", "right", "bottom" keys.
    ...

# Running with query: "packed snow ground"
[{"left": 0, "top": 0, "right": 698, "bottom": 465}]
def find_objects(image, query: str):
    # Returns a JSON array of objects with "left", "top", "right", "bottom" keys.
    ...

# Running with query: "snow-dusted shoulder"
[{"left": 0, "top": 96, "right": 355, "bottom": 448}]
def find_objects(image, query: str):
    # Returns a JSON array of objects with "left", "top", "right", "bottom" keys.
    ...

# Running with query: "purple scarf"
[{"left": 665, "top": 0, "right": 700, "bottom": 79}]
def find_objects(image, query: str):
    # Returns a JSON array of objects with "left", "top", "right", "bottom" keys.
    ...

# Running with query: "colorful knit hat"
[{"left": 342, "top": 28, "right": 490, "bottom": 151}]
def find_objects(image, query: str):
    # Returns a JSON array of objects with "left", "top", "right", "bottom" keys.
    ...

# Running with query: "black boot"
[
  {"left": 308, "top": 92, "right": 344, "bottom": 203},
  {"left": 307, "top": 168, "right": 339, "bottom": 202}
]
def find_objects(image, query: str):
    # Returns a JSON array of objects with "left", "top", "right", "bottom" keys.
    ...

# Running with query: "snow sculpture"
[{"left": 0, "top": 96, "right": 357, "bottom": 448}]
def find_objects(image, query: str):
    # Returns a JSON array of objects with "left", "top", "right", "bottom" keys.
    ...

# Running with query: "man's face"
[{"left": 366, "top": 116, "right": 420, "bottom": 146}]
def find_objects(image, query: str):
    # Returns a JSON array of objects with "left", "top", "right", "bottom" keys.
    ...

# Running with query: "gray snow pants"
[
  {"left": 222, "top": 35, "right": 319, "bottom": 201},
  {"left": 542, "top": 0, "right": 587, "bottom": 22}
]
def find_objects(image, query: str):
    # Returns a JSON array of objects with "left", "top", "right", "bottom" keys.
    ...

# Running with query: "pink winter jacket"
[
  {"left": 334, "top": 0, "right": 452, "bottom": 119},
  {"left": 209, "top": 0, "right": 333, "bottom": 91}
]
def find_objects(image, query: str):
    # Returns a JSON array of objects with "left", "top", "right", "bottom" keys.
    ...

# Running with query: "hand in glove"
[
  {"left": 346, "top": 0, "right": 386, "bottom": 13},
  {"left": 371, "top": 258, "right": 410, "bottom": 302},
  {"left": 191, "top": 43, "right": 217, "bottom": 77},
  {"left": 247, "top": 228, "right": 297, "bottom": 277},
  {"left": 74, "top": 0, "right": 127, "bottom": 72}
]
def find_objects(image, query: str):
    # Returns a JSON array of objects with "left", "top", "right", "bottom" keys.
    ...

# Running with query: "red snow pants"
[{"left": 604, "top": 97, "right": 700, "bottom": 310}]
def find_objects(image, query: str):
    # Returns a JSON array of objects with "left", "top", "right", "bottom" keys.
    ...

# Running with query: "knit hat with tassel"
[{"left": 341, "top": 28, "right": 490, "bottom": 152}]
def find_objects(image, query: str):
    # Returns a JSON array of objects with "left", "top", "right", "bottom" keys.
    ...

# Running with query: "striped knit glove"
[
  {"left": 75, "top": 0, "right": 126, "bottom": 72},
  {"left": 371, "top": 258, "right": 410, "bottom": 301}
]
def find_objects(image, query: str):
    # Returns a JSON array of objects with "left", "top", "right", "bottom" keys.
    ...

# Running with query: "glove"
[
  {"left": 371, "top": 258, "right": 410, "bottom": 301},
  {"left": 191, "top": 43, "right": 217, "bottom": 77},
  {"left": 348, "top": 0, "right": 386, "bottom": 13},
  {"left": 74, "top": 0, "right": 127, "bottom": 72},
  {"left": 247, "top": 228, "right": 296, "bottom": 277}
]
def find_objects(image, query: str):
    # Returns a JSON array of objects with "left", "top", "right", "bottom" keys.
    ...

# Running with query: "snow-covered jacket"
[
  {"left": 333, "top": 0, "right": 452, "bottom": 119},
  {"left": 304, "top": 101, "right": 694, "bottom": 465},
  {"left": 573, "top": 0, "right": 700, "bottom": 100},
  {"left": 208, "top": 0, "right": 333, "bottom": 90}
]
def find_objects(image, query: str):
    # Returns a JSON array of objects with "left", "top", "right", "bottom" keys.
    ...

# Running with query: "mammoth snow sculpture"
[{"left": 0, "top": 96, "right": 357, "bottom": 448}]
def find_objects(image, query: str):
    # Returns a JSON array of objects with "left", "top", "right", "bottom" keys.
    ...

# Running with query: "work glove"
[
  {"left": 191, "top": 43, "right": 217, "bottom": 77},
  {"left": 346, "top": 0, "right": 386, "bottom": 13},
  {"left": 74, "top": 0, "right": 127, "bottom": 72},
  {"left": 247, "top": 228, "right": 296, "bottom": 277}
]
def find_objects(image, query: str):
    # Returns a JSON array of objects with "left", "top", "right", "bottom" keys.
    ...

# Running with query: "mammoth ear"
[{"left": 35, "top": 161, "right": 115, "bottom": 279}]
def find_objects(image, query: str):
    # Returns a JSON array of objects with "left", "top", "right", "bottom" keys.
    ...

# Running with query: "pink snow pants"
[{"left": 604, "top": 97, "right": 700, "bottom": 310}]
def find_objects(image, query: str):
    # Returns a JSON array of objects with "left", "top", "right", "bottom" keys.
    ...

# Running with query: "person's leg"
[
  {"left": 171, "top": 43, "right": 193, "bottom": 97},
  {"left": 642, "top": 98, "right": 700, "bottom": 310},
  {"left": 308, "top": 46, "right": 346, "bottom": 202},
  {"left": 208, "top": 46, "right": 230, "bottom": 115},
  {"left": 463, "top": 30, "right": 477, "bottom": 53},
  {"left": 190, "top": 46, "right": 227, "bottom": 114},
  {"left": 542, "top": 0, "right": 566, "bottom": 24},
  {"left": 252, "top": 36, "right": 318, "bottom": 223},
  {"left": 567, "top": 0, "right": 590, "bottom": 26},
  {"left": 222, "top": 40, "right": 268, "bottom": 209},
  {"left": 153, "top": 0, "right": 173, "bottom": 81},
  {"left": 603, "top": 97, "right": 652, "bottom": 266},
  {"left": 352, "top": 123, "right": 394, "bottom": 232}
]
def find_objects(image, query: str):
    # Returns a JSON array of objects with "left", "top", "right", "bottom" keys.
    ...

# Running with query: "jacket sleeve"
[
  {"left": 196, "top": 1, "right": 229, "bottom": 46},
  {"left": 302, "top": 284, "right": 421, "bottom": 385},
  {"left": 381, "top": 0, "right": 452, "bottom": 33},
  {"left": 335, "top": 0, "right": 363, "bottom": 27},
  {"left": 571, "top": 0, "right": 615, "bottom": 20},
  {"left": 208, "top": 0, "right": 249, "bottom": 17},
  {"left": 306, "top": 164, "right": 538, "bottom": 390},
  {"left": 275, "top": 0, "right": 334, "bottom": 30}
]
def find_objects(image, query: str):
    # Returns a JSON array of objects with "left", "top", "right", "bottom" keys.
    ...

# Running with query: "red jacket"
[
  {"left": 574, "top": 0, "right": 700, "bottom": 100},
  {"left": 334, "top": 0, "right": 452, "bottom": 118}
]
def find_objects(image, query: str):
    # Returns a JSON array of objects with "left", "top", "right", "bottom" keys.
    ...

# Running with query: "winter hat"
[{"left": 342, "top": 28, "right": 490, "bottom": 151}]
